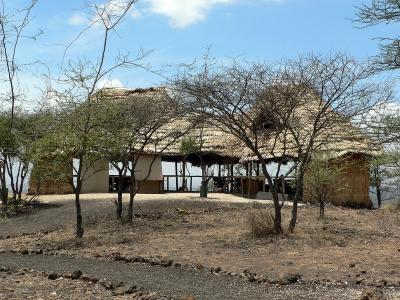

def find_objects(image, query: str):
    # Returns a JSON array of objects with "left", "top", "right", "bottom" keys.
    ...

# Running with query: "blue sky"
[{"left": 11, "top": 0, "right": 400, "bottom": 94}]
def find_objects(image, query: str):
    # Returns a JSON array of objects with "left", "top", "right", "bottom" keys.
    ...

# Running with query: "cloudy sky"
[{"left": 11, "top": 0, "right": 399, "bottom": 95}]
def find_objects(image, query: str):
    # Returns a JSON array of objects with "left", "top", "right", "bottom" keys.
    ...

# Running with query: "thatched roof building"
[
  {"left": 30, "top": 86, "right": 381, "bottom": 208},
  {"left": 97, "top": 86, "right": 380, "bottom": 162}
]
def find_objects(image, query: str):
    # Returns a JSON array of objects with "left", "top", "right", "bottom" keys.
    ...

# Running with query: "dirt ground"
[
  {"left": 1, "top": 193, "right": 400, "bottom": 298},
  {"left": 0, "top": 268, "right": 161, "bottom": 300}
]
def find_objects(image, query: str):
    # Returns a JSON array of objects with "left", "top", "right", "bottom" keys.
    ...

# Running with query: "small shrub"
[
  {"left": 383, "top": 199, "right": 400, "bottom": 212},
  {"left": 247, "top": 208, "right": 276, "bottom": 237}
]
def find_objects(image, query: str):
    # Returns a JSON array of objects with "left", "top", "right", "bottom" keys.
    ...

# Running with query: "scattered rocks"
[
  {"left": 349, "top": 263, "right": 356, "bottom": 268},
  {"left": 360, "top": 287, "right": 386, "bottom": 300}
]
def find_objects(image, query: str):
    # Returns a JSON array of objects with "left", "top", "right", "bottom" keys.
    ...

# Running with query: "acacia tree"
[
  {"left": 4, "top": 110, "right": 52, "bottom": 201},
  {"left": 278, "top": 54, "right": 387, "bottom": 232},
  {"left": 179, "top": 118, "right": 215, "bottom": 197},
  {"left": 0, "top": 0, "right": 39, "bottom": 209},
  {"left": 123, "top": 90, "right": 187, "bottom": 222},
  {"left": 42, "top": 0, "right": 146, "bottom": 238},
  {"left": 356, "top": 0, "right": 400, "bottom": 70},
  {"left": 95, "top": 88, "right": 185, "bottom": 221},
  {"left": 172, "top": 61, "right": 296, "bottom": 233},
  {"left": 304, "top": 155, "right": 343, "bottom": 218},
  {"left": 172, "top": 53, "right": 387, "bottom": 233}
]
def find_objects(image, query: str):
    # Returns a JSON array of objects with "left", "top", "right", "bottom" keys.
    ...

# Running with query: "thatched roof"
[{"left": 100, "top": 87, "right": 381, "bottom": 164}]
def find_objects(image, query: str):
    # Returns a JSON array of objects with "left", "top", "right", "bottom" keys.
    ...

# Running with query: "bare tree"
[
  {"left": 172, "top": 53, "right": 388, "bottom": 233},
  {"left": 96, "top": 88, "right": 186, "bottom": 221},
  {"left": 172, "top": 59, "right": 291, "bottom": 233},
  {"left": 0, "top": 0, "right": 39, "bottom": 210},
  {"left": 282, "top": 54, "right": 388, "bottom": 232},
  {"left": 123, "top": 90, "right": 187, "bottom": 222},
  {"left": 42, "top": 0, "right": 146, "bottom": 238}
]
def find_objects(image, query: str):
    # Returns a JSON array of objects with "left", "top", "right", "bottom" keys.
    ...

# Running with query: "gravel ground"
[
  {"left": 0, "top": 270, "right": 120, "bottom": 300},
  {"left": 1, "top": 252, "right": 397, "bottom": 300}
]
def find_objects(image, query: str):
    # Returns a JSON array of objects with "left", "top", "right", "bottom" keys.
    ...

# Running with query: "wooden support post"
[
  {"left": 218, "top": 164, "right": 221, "bottom": 178},
  {"left": 175, "top": 161, "right": 179, "bottom": 191},
  {"left": 247, "top": 177, "right": 251, "bottom": 199},
  {"left": 263, "top": 176, "right": 266, "bottom": 192},
  {"left": 230, "top": 163, "right": 234, "bottom": 193},
  {"left": 256, "top": 163, "right": 260, "bottom": 177},
  {"left": 190, "top": 177, "right": 193, "bottom": 192},
  {"left": 182, "top": 158, "right": 186, "bottom": 191},
  {"left": 166, "top": 177, "right": 169, "bottom": 192},
  {"left": 241, "top": 177, "right": 244, "bottom": 197}
]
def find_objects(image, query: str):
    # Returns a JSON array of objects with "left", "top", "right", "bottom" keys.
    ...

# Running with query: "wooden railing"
[{"left": 163, "top": 175, "right": 296, "bottom": 197}]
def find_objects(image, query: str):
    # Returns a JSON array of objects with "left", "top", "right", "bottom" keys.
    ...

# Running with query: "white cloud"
[
  {"left": 144, "top": 0, "right": 234, "bottom": 28},
  {"left": 68, "top": 0, "right": 135, "bottom": 27},
  {"left": 68, "top": 13, "right": 88, "bottom": 26},
  {"left": 68, "top": 0, "right": 284, "bottom": 30},
  {"left": 97, "top": 78, "right": 124, "bottom": 89},
  {"left": 142, "top": 0, "right": 284, "bottom": 28}
]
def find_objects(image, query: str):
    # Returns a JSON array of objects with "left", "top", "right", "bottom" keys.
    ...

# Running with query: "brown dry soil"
[{"left": 1, "top": 193, "right": 400, "bottom": 298}]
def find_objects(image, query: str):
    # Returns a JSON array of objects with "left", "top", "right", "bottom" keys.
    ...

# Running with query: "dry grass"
[
  {"left": 247, "top": 208, "right": 276, "bottom": 237},
  {"left": 383, "top": 199, "right": 400, "bottom": 212}
]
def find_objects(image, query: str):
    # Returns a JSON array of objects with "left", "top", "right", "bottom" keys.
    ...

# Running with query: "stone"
[
  {"left": 20, "top": 249, "right": 29, "bottom": 255},
  {"left": 374, "top": 279, "right": 387, "bottom": 287},
  {"left": 356, "top": 278, "right": 364, "bottom": 285},
  {"left": 160, "top": 259, "right": 173, "bottom": 267},
  {"left": 278, "top": 273, "right": 301, "bottom": 285},
  {"left": 213, "top": 267, "right": 222, "bottom": 273},
  {"left": 0, "top": 266, "right": 10, "bottom": 272},
  {"left": 48, "top": 273, "right": 58, "bottom": 280},
  {"left": 247, "top": 274, "right": 256, "bottom": 282},
  {"left": 194, "top": 263, "right": 204, "bottom": 270},
  {"left": 349, "top": 263, "right": 356, "bottom": 268},
  {"left": 99, "top": 279, "right": 115, "bottom": 290},
  {"left": 149, "top": 259, "right": 161, "bottom": 266},
  {"left": 71, "top": 270, "right": 82, "bottom": 280},
  {"left": 359, "top": 288, "right": 386, "bottom": 300},
  {"left": 112, "top": 285, "right": 137, "bottom": 295}
]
